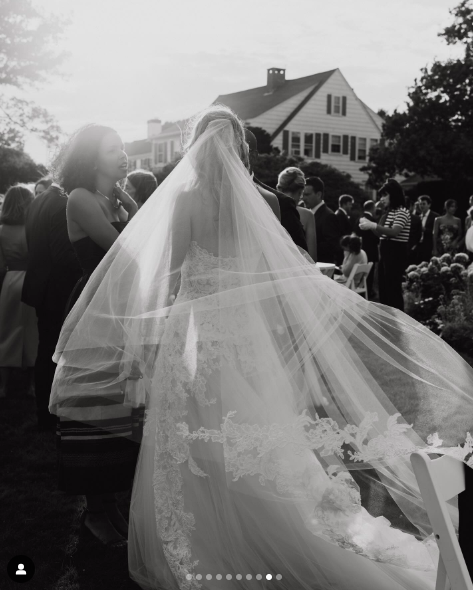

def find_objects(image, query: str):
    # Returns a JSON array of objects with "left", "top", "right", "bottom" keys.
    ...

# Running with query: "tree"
[
  {"left": 364, "top": 0, "right": 473, "bottom": 189},
  {"left": 0, "top": 0, "right": 69, "bottom": 149},
  {"left": 0, "top": 146, "right": 47, "bottom": 192},
  {"left": 245, "top": 126, "right": 273, "bottom": 154}
]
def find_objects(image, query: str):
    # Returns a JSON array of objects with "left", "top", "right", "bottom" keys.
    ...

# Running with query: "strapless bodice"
[
  {"left": 179, "top": 241, "right": 242, "bottom": 299},
  {"left": 72, "top": 221, "right": 127, "bottom": 273}
]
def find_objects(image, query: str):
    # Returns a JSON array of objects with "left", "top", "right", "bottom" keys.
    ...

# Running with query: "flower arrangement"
[{"left": 403, "top": 253, "right": 472, "bottom": 334}]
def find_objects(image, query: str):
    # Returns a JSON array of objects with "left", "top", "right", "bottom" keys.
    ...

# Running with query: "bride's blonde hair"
[{"left": 183, "top": 104, "right": 249, "bottom": 169}]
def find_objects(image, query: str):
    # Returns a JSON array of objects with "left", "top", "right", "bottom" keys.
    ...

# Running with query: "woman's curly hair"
[{"left": 51, "top": 124, "right": 117, "bottom": 194}]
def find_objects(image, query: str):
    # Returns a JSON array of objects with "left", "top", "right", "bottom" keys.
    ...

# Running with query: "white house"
[
  {"left": 125, "top": 119, "right": 184, "bottom": 172},
  {"left": 215, "top": 68, "right": 383, "bottom": 186},
  {"left": 125, "top": 68, "right": 383, "bottom": 186}
]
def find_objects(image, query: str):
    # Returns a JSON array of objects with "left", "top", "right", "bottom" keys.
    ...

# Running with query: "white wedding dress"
[{"left": 50, "top": 119, "right": 473, "bottom": 590}]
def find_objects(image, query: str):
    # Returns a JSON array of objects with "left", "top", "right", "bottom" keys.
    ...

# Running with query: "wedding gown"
[{"left": 50, "top": 119, "right": 473, "bottom": 590}]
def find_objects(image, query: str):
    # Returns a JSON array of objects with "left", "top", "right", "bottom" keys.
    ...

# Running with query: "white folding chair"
[
  {"left": 343, "top": 262, "right": 373, "bottom": 298},
  {"left": 410, "top": 452, "right": 473, "bottom": 590}
]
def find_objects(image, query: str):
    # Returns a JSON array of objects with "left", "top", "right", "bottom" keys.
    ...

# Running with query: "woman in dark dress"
[{"left": 51, "top": 124, "right": 139, "bottom": 548}]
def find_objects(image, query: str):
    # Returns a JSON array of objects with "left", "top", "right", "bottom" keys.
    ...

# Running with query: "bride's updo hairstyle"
[
  {"left": 277, "top": 167, "right": 306, "bottom": 195},
  {"left": 183, "top": 104, "right": 249, "bottom": 170}
]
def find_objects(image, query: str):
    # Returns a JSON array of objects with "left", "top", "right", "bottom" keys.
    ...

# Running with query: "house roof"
[
  {"left": 213, "top": 69, "right": 337, "bottom": 120},
  {"left": 358, "top": 99, "right": 384, "bottom": 132},
  {"left": 125, "top": 138, "right": 152, "bottom": 157}
]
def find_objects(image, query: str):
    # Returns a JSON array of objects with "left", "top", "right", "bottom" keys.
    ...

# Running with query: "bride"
[{"left": 50, "top": 105, "right": 473, "bottom": 590}]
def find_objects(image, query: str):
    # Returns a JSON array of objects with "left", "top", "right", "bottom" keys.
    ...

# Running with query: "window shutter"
[
  {"left": 282, "top": 130, "right": 289, "bottom": 153},
  {"left": 163, "top": 142, "right": 168, "bottom": 164},
  {"left": 170, "top": 141, "right": 174, "bottom": 161},
  {"left": 315, "top": 133, "right": 321, "bottom": 158},
  {"left": 326, "top": 94, "right": 332, "bottom": 115},
  {"left": 342, "top": 135, "right": 349, "bottom": 155},
  {"left": 342, "top": 96, "right": 347, "bottom": 116},
  {"left": 322, "top": 133, "right": 329, "bottom": 154},
  {"left": 350, "top": 136, "right": 356, "bottom": 161}
]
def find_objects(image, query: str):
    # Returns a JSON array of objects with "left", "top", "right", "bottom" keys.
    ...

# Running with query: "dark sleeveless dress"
[{"left": 56, "top": 221, "right": 144, "bottom": 494}]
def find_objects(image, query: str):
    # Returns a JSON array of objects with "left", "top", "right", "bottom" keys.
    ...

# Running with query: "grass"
[{"left": 0, "top": 371, "right": 141, "bottom": 590}]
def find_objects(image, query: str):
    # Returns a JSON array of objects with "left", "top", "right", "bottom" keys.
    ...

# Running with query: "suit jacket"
[
  {"left": 355, "top": 212, "right": 379, "bottom": 262},
  {"left": 313, "top": 203, "right": 341, "bottom": 264},
  {"left": 417, "top": 210, "right": 439, "bottom": 247},
  {"left": 408, "top": 213, "right": 422, "bottom": 249},
  {"left": 253, "top": 178, "right": 308, "bottom": 252},
  {"left": 335, "top": 209, "right": 353, "bottom": 238},
  {"left": 22, "top": 185, "right": 82, "bottom": 312}
]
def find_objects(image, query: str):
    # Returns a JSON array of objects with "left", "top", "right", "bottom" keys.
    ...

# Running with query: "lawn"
[{"left": 0, "top": 371, "right": 141, "bottom": 590}]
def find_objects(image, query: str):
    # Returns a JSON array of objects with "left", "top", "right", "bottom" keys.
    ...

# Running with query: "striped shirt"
[{"left": 380, "top": 207, "right": 411, "bottom": 242}]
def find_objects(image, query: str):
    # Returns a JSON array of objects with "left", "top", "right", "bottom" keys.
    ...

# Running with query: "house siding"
[{"left": 250, "top": 69, "right": 382, "bottom": 185}]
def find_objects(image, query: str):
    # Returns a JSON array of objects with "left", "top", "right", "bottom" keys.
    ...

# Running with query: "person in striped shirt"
[{"left": 359, "top": 178, "right": 410, "bottom": 311}]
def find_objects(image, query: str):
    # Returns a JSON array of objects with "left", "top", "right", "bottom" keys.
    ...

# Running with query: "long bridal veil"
[{"left": 51, "top": 115, "right": 473, "bottom": 590}]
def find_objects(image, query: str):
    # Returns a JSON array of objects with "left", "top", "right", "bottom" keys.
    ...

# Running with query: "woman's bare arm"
[{"left": 67, "top": 188, "right": 120, "bottom": 250}]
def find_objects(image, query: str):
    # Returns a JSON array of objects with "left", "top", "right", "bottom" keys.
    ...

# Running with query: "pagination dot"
[
  {"left": 206, "top": 574, "right": 212, "bottom": 580},
  {"left": 266, "top": 574, "right": 272, "bottom": 580},
  {"left": 276, "top": 574, "right": 282, "bottom": 580},
  {"left": 256, "top": 574, "right": 262, "bottom": 580},
  {"left": 216, "top": 574, "right": 222, "bottom": 580},
  {"left": 226, "top": 574, "right": 232, "bottom": 580},
  {"left": 246, "top": 574, "right": 252, "bottom": 580},
  {"left": 236, "top": 573, "right": 242, "bottom": 580}
]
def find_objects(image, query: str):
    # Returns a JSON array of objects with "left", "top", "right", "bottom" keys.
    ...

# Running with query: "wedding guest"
[
  {"left": 302, "top": 176, "right": 341, "bottom": 263},
  {"left": 244, "top": 129, "right": 307, "bottom": 251},
  {"left": 465, "top": 195, "right": 473, "bottom": 231},
  {"left": 277, "top": 168, "right": 317, "bottom": 261},
  {"left": 34, "top": 177, "right": 53, "bottom": 197},
  {"left": 359, "top": 178, "right": 410, "bottom": 311},
  {"left": 416, "top": 195, "right": 439, "bottom": 263},
  {"left": 125, "top": 169, "right": 158, "bottom": 209},
  {"left": 355, "top": 200, "right": 379, "bottom": 298},
  {"left": 335, "top": 195, "right": 354, "bottom": 234},
  {"left": 51, "top": 123, "right": 138, "bottom": 549},
  {"left": 22, "top": 183, "right": 82, "bottom": 430},
  {"left": 334, "top": 235, "right": 368, "bottom": 284},
  {"left": 0, "top": 185, "right": 38, "bottom": 397},
  {"left": 406, "top": 197, "right": 422, "bottom": 267},
  {"left": 433, "top": 199, "right": 462, "bottom": 256}
]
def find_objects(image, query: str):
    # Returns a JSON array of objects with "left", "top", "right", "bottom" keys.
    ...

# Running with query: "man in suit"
[
  {"left": 244, "top": 129, "right": 308, "bottom": 253},
  {"left": 416, "top": 195, "right": 439, "bottom": 263},
  {"left": 335, "top": 195, "right": 354, "bottom": 264},
  {"left": 302, "top": 176, "right": 341, "bottom": 264},
  {"left": 22, "top": 184, "right": 82, "bottom": 431},
  {"left": 406, "top": 197, "right": 423, "bottom": 267},
  {"left": 355, "top": 200, "right": 379, "bottom": 298}
]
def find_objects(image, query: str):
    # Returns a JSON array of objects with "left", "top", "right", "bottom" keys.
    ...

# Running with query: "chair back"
[
  {"left": 410, "top": 452, "right": 473, "bottom": 590},
  {"left": 344, "top": 262, "right": 373, "bottom": 298}
]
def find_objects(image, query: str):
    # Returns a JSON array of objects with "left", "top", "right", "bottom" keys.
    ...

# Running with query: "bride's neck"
[{"left": 95, "top": 175, "right": 115, "bottom": 198}]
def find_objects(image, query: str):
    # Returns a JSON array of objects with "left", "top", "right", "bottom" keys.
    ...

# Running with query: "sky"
[{"left": 23, "top": 0, "right": 463, "bottom": 165}]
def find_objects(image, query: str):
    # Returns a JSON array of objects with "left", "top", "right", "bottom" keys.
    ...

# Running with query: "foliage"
[
  {"left": 152, "top": 152, "right": 368, "bottom": 210},
  {"left": 0, "top": 145, "right": 46, "bottom": 192},
  {"left": 245, "top": 125, "right": 273, "bottom": 154},
  {"left": 0, "top": 0, "right": 69, "bottom": 149},
  {"left": 403, "top": 252, "right": 471, "bottom": 332},
  {"left": 363, "top": 0, "right": 473, "bottom": 188}
]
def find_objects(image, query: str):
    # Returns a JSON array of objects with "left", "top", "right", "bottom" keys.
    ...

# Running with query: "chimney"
[
  {"left": 267, "top": 68, "right": 286, "bottom": 92},
  {"left": 147, "top": 118, "right": 162, "bottom": 139}
]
